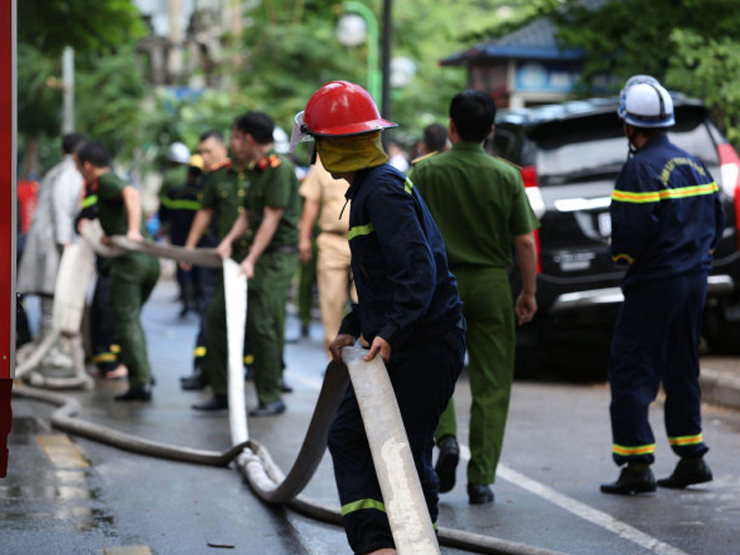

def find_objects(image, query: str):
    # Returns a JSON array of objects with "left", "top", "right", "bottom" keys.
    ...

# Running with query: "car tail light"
[
  {"left": 717, "top": 143, "right": 740, "bottom": 248},
  {"left": 521, "top": 165, "right": 544, "bottom": 273}
]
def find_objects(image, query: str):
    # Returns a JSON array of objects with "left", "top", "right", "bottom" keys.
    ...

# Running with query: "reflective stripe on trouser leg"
[
  {"left": 608, "top": 274, "right": 709, "bottom": 465},
  {"left": 662, "top": 272, "right": 709, "bottom": 459},
  {"left": 328, "top": 329, "right": 464, "bottom": 554}
]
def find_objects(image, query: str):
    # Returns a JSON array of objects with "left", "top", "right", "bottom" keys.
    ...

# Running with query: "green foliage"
[
  {"left": 553, "top": 0, "right": 740, "bottom": 141},
  {"left": 18, "top": 0, "right": 147, "bottom": 57},
  {"left": 17, "top": 44, "right": 63, "bottom": 138},
  {"left": 75, "top": 47, "right": 147, "bottom": 160},
  {"left": 666, "top": 29, "right": 740, "bottom": 143}
]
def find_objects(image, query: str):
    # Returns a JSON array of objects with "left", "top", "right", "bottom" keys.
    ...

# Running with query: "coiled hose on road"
[{"left": 12, "top": 229, "right": 566, "bottom": 555}]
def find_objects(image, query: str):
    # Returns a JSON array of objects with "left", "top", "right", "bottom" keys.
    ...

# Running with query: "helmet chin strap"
[{"left": 624, "top": 124, "right": 638, "bottom": 157}]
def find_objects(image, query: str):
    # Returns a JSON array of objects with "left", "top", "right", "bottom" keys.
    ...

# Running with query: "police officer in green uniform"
[
  {"left": 182, "top": 121, "right": 252, "bottom": 411},
  {"left": 410, "top": 90, "right": 540, "bottom": 504},
  {"left": 218, "top": 112, "right": 301, "bottom": 417},
  {"left": 75, "top": 141, "right": 160, "bottom": 401}
]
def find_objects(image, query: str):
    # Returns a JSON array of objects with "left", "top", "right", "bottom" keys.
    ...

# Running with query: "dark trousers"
[
  {"left": 191, "top": 265, "right": 219, "bottom": 370},
  {"left": 328, "top": 327, "right": 465, "bottom": 554},
  {"left": 90, "top": 271, "right": 119, "bottom": 373},
  {"left": 608, "top": 272, "right": 709, "bottom": 466}
]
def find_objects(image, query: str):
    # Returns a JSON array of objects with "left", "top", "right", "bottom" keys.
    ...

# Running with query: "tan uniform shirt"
[{"left": 298, "top": 158, "right": 350, "bottom": 234}]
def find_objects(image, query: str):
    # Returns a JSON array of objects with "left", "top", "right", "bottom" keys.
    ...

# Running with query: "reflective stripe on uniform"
[
  {"left": 611, "top": 253, "right": 635, "bottom": 264},
  {"left": 341, "top": 497, "right": 386, "bottom": 516},
  {"left": 612, "top": 443, "right": 656, "bottom": 456},
  {"left": 93, "top": 353, "right": 117, "bottom": 364},
  {"left": 404, "top": 178, "right": 414, "bottom": 195},
  {"left": 611, "top": 182, "right": 718, "bottom": 204},
  {"left": 668, "top": 433, "right": 703, "bottom": 447},
  {"left": 81, "top": 194, "right": 98, "bottom": 209},
  {"left": 348, "top": 223, "right": 374, "bottom": 241},
  {"left": 160, "top": 197, "right": 201, "bottom": 211}
]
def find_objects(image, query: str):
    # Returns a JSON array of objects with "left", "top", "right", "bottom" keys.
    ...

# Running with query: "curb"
[{"left": 700, "top": 367, "right": 740, "bottom": 411}]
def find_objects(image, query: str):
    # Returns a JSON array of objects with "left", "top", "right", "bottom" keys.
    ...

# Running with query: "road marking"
[
  {"left": 289, "top": 371, "right": 325, "bottom": 391},
  {"left": 104, "top": 547, "right": 153, "bottom": 555},
  {"left": 458, "top": 445, "right": 689, "bottom": 555},
  {"left": 36, "top": 434, "right": 89, "bottom": 469}
]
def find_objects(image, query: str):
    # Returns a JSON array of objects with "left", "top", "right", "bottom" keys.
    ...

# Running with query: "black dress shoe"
[
  {"left": 280, "top": 380, "right": 293, "bottom": 393},
  {"left": 657, "top": 457, "right": 713, "bottom": 489},
  {"left": 435, "top": 436, "right": 460, "bottom": 493},
  {"left": 114, "top": 384, "right": 152, "bottom": 402},
  {"left": 181, "top": 374, "right": 208, "bottom": 391},
  {"left": 191, "top": 395, "right": 228, "bottom": 411},
  {"left": 467, "top": 483, "right": 494, "bottom": 504},
  {"left": 601, "top": 465, "right": 656, "bottom": 495},
  {"left": 249, "top": 400, "right": 286, "bottom": 417}
]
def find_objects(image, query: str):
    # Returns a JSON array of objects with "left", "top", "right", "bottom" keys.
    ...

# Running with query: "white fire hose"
[{"left": 12, "top": 224, "right": 566, "bottom": 555}]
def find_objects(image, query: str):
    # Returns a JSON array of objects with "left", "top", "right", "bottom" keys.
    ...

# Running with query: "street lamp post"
[{"left": 337, "top": 1, "right": 382, "bottom": 108}]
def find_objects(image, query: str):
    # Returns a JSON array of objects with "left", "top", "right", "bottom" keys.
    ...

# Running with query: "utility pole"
[
  {"left": 381, "top": 0, "right": 392, "bottom": 121},
  {"left": 168, "top": 0, "right": 184, "bottom": 84},
  {"left": 62, "top": 47, "right": 74, "bottom": 133}
]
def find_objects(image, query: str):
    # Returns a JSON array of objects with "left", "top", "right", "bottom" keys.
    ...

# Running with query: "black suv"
[{"left": 492, "top": 95, "right": 740, "bottom": 373}]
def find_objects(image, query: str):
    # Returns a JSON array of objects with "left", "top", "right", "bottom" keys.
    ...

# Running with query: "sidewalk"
[{"left": 700, "top": 356, "right": 740, "bottom": 411}]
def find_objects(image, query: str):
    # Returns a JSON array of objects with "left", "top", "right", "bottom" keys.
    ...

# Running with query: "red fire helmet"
[{"left": 303, "top": 81, "right": 397, "bottom": 137}]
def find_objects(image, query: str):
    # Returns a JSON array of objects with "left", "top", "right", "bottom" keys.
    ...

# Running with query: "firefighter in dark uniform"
[
  {"left": 410, "top": 90, "right": 540, "bottom": 505},
  {"left": 75, "top": 142, "right": 160, "bottom": 401},
  {"left": 294, "top": 81, "right": 466, "bottom": 555},
  {"left": 159, "top": 154, "right": 206, "bottom": 317},
  {"left": 600, "top": 75, "right": 723, "bottom": 495},
  {"left": 76, "top": 171, "right": 125, "bottom": 379},
  {"left": 217, "top": 112, "right": 301, "bottom": 417},
  {"left": 182, "top": 123, "right": 252, "bottom": 411}
]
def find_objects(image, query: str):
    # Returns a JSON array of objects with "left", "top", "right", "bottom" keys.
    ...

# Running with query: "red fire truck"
[{"left": 1, "top": 0, "right": 17, "bottom": 478}]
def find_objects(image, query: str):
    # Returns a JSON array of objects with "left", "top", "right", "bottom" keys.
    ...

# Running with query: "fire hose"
[{"left": 13, "top": 224, "right": 566, "bottom": 555}]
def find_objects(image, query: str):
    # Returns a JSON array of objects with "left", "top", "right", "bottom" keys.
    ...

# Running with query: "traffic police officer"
[
  {"left": 183, "top": 120, "right": 252, "bottom": 411},
  {"left": 297, "top": 154, "right": 355, "bottom": 357},
  {"left": 410, "top": 90, "right": 540, "bottom": 504},
  {"left": 218, "top": 112, "right": 301, "bottom": 417},
  {"left": 294, "top": 81, "right": 466, "bottom": 555},
  {"left": 75, "top": 141, "right": 160, "bottom": 401},
  {"left": 601, "top": 75, "right": 723, "bottom": 495}
]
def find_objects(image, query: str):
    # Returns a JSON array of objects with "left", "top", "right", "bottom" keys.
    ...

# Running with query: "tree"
[
  {"left": 552, "top": 0, "right": 740, "bottom": 140},
  {"left": 17, "top": 0, "right": 147, "bottom": 176}
]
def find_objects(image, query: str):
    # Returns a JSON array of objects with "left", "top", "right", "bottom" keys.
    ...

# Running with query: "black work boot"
[
  {"left": 248, "top": 400, "right": 286, "bottom": 417},
  {"left": 114, "top": 384, "right": 152, "bottom": 402},
  {"left": 600, "top": 464, "right": 656, "bottom": 495},
  {"left": 191, "top": 394, "right": 228, "bottom": 411},
  {"left": 658, "top": 457, "right": 713, "bottom": 489},
  {"left": 435, "top": 436, "right": 460, "bottom": 493},
  {"left": 181, "top": 372, "right": 207, "bottom": 391},
  {"left": 467, "top": 483, "right": 494, "bottom": 504}
]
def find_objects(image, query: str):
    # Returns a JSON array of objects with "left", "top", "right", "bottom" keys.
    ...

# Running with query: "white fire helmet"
[
  {"left": 618, "top": 75, "right": 675, "bottom": 128},
  {"left": 167, "top": 141, "right": 191, "bottom": 164}
]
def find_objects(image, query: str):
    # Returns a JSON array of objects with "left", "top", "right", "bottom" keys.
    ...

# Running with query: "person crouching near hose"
[{"left": 291, "top": 81, "right": 466, "bottom": 555}]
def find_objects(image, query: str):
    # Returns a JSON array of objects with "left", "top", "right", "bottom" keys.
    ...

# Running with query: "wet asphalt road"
[{"left": 3, "top": 278, "right": 740, "bottom": 555}]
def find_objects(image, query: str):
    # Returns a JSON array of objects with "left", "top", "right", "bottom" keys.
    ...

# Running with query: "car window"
[
  {"left": 532, "top": 112, "right": 626, "bottom": 186},
  {"left": 527, "top": 106, "right": 718, "bottom": 187}
]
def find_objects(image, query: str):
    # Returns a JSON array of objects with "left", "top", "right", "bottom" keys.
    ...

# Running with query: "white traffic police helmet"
[{"left": 618, "top": 75, "right": 675, "bottom": 128}]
